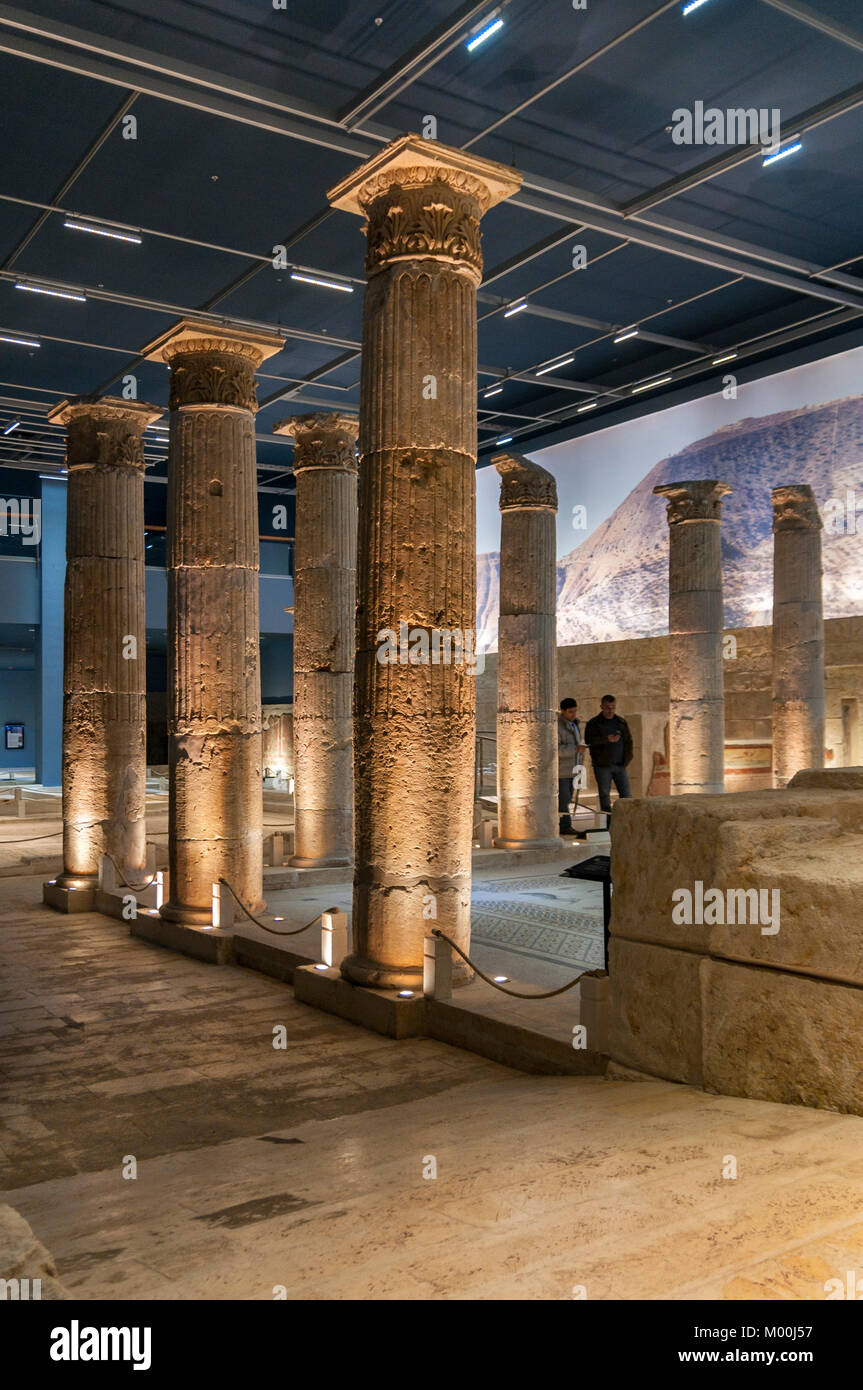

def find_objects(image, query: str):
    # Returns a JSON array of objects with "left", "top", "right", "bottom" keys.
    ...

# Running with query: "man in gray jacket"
[{"left": 558, "top": 698, "right": 586, "bottom": 835}]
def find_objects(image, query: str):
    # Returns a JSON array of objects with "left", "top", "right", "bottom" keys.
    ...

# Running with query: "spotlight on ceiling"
[
  {"left": 290, "top": 272, "right": 354, "bottom": 293},
  {"left": 14, "top": 281, "right": 86, "bottom": 303},
  {"left": 503, "top": 299, "right": 527, "bottom": 318},
  {"left": 63, "top": 219, "right": 142, "bottom": 244},
  {"left": 763, "top": 140, "right": 802, "bottom": 168},
  {"left": 496, "top": 435, "right": 513, "bottom": 445},
  {"left": 0, "top": 333, "right": 40, "bottom": 348},
  {"left": 631, "top": 375, "right": 672, "bottom": 394},
  {"left": 536, "top": 355, "right": 575, "bottom": 377},
  {"left": 2, "top": 420, "right": 20, "bottom": 435},
  {"left": 466, "top": 15, "right": 504, "bottom": 51},
  {"left": 613, "top": 328, "right": 639, "bottom": 344}
]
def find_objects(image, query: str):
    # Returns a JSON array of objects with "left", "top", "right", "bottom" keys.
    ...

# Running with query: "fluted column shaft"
[
  {"left": 655, "top": 480, "right": 731, "bottom": 795},
  {"left": 328, "top": 136, "right": 521, "bottom": 989},
  {"left": 273, "top": 414, "right": 358, "bottom": 867},
  {"left": 144, "top": 321, "right": 284, "bottom": 925},
  {"left": 47, "top": 398, "right": 160, "bottom": 891},
  {"left": 493, "top": 453, "right": 559, "bottom": 849},
  {"left": 772, "top": 485, "right": 825, "bottom": 787}
]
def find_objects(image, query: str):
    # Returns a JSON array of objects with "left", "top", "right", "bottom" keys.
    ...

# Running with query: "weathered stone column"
[
  {"left": 328, "top": 135, "right": 521, "bottom": 989},
  {"left": 272, "top": 413, "right": 358, "bottom": 867},
  {"left": 492, "top": 452, "right": 560, "bottom": 850},
  {"left": 43, "top": 397, "right": 160, "bottom": 913},
  {"left": 771, "top": 484, "right": 825, "bottom": 788},
  {"left": 654, "top": 480, "right": 731, "bottom": 796},
  {"left": 143, "top": 319, "right": 284, "bottom": 925}
]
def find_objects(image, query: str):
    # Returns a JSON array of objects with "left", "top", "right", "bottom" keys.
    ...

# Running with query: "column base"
[
  {"left": 160, "top": 897, "right": 266, "bottom": 928},
  {"left": 289, "top": 854, "right": 352, "bottom": 869},
  {"left": 341, "top": 951, "right": 473, "bottom": 991},
  {"left": 42, "top": 875, "right": 97, "bottom": 913},
  {"left": 492, "top": 836, "right": 562, "bottom": 852}
]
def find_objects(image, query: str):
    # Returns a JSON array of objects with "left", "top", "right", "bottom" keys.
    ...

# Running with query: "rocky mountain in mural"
[{"left": 477, "top": 395, "right": 863, "bottom": 650}]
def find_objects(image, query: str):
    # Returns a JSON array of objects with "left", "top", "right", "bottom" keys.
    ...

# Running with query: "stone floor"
[{"left": 3, "top": 874, "right": 863, "bottom": 1300}]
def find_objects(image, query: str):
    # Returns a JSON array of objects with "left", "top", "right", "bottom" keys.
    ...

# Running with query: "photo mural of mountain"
[{"left": 476, "top": 395, "right": 863, "bottom": 651}]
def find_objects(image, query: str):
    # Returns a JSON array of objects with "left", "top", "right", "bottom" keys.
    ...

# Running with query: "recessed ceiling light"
[
  {"left": 290, "top": 272, "right": 354, "bottom": 294},
  {"left": 613, "top": 328, "right": 639, "bottom": 344},
  {"left": 631, "top": 375, "right": 673, "bottom": 394},
  {"left": 466, "top": 16, "right": 503, "bottom": 51},
  {"left": 712, "top": 351, "right": 738, "bottom": 365},
  {"left": 536, "top": 355, "right": 575, "bottom": 376},
  {"left": 15, "top": 281, "right": 86, "bottom": 303},
  {"left": 0, "top": 333, "right": 40, "bottom": 348},
  {"left": 763, "top": 140, "right": 802, "bottom": 167},
  {"left": 63, "top": 219, "right": 142, "bottom": 244},
  {"left": 503, "top": 299, "right": 527, "bottom": 317}
]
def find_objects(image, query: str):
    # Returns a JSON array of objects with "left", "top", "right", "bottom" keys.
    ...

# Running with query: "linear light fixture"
[
  {"left": 483, "top": 386, "right": 503, "bottom": 397},
  {"left": 682, "top": 0, "right": 712, "bottom": 14},
  {"left": 496, "top": 435, "right": 513, "bottom": 445},
  {"left": 577, "top": 401, "right": 598, "bottom": 414},
  {"left": 0, "top": 333, "right": 40, "bottom": 348},
  {"left": 15, "top": 281, "right": 86, "bottom": 302},
  {"left": 712, "top": 351, "right": 738, "bottom": 365},
  {"left": 466, "top": 16, "right": 503, "bottom": 51},
  {"left": 613, "top": 328, "right": 639, "bottom": 344},
  {"left": 63, "top": 219, "right": 142, "bottom": 244},
  {"left": 2, "top": 420, "right": 20, "bottom": 435},
  {"left": 535, "top": 355, "right": 575, "bottom": 377},
  {"left": 289, "top": 271, "right": 353, "bottom": 293},
  {"left": 763, "top": 140, "right": 802, "bottom": 167},
  {"left": 632, "top": 375, "right": 672, "bottom": 394},
  {"left": 503, "top": 299, "right": 527, "bottom": 318}
]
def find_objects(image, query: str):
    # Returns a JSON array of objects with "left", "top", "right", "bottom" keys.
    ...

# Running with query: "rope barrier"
[
  {"left": 218, "top": 878, "right": 333, "bottom": 939},
  {"left": 0, "top": 830, "right": 63, "bottom": 845},
  {"left": 431, "top": 928, "right": 601, "bottom": 999},
  {"left": 104, "top": 853, "right": 159, "bottom": 892}
]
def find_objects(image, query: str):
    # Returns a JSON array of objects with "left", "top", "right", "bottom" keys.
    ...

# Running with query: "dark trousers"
[
  {"left": 558, "top": 777, "right": 573, "bottom": 813},
  {"left": 594, "top": 764, "right": 631, "bottom": 813}
]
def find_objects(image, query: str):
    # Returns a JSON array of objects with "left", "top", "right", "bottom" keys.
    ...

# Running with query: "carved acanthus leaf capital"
[
  {"left": 654, "top": 479, "right": 732, "bottom": 524},
  {"left": 167, "top": 352, "right": 258, "bottom": 412},
  {"left": 273, "top": 412, "right": 359, "bottom": 472},
  {"left": 47, "top": 396, "right": 161, "bottom": 471},
  {"left": 494, "top": 452, "right": 558, "bottom": 512},
  {"left": 772, "top": 483, "right": 822, "bottom": 531}
]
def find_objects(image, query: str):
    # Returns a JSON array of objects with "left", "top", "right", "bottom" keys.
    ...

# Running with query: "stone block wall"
[{"left": 606, "top": 769, "right": 863, "bottom": 1114}]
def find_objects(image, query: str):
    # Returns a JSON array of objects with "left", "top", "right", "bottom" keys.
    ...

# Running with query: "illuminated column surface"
[
  {"left": 771, "top": 484, "right": 825, "bottom": 788},
  {"left": 654, "top": 480, "right": 731, "bottom": 796},
  {"left": 43, "top": 397, "right": 161, "bottom": 912},
  {"left": 143, "top": 319, "right": 284, "bottom": 925},
  {"left": 272, "top": 413, "right": 358, "bottom": 867},
  {"left": 328, "top": 135, "right": 522, "bottom": 988},
  {"left": 492, "top": 452, "right": 560, "bottom": 850}
]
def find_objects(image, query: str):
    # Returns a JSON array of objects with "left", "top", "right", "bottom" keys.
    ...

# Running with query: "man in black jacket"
[{"left": 584, "top": 694, "right": 634, "bottom": 815}]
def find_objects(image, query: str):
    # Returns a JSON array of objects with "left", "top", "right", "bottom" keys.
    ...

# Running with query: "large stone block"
[
  {"left": 607, "top": 937, "right": 705, "bottom": 1085},
  {"left": 702, "top": 958, "right": 863, "bottom": 1114}
]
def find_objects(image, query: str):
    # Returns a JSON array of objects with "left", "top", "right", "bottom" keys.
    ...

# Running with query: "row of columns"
[
  {"left": 41, "top": 132, "right": 827, "bottom": 985},
  {"left": 654, "top": 479, "right": 825, "bottom": 794}
]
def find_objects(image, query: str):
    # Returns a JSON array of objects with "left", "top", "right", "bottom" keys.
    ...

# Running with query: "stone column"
[
  {"left": 43, "top": 397, "right": 161, "bottom": 913},
  {"left": 492, "top": 452, "right": 560, "bottom": 850},
  {"left": 771, "top": 484, "right": 825, "bottom": 788},
  {"left": 328, "top": 135, "right": 521, "bottom": 989},
  {"left": 272, "top": 413, "right": 358, "bottom": 867},
  {"left": 143, "top": 319, "right": 284, "bottom": 925},
  {"left": 654, "top": 480, "right": 731, "bottom": 796}
]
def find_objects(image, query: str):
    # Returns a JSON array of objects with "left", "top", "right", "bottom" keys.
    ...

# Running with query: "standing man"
[
  {"left": 585, "top": 694, "right": 633, "bottom": 818},
  {"left": 558, "top": 697, "right": 587, "bottom": 835}
]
